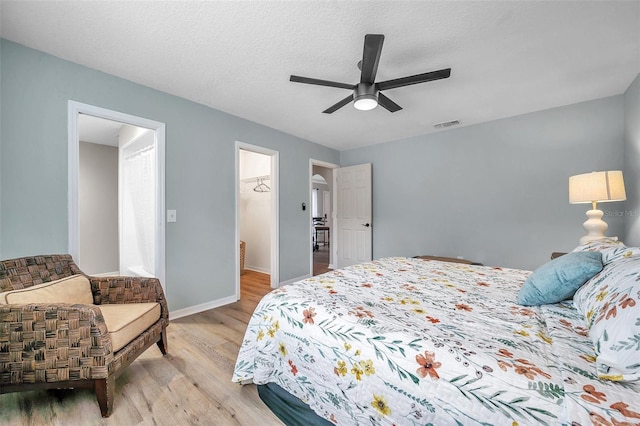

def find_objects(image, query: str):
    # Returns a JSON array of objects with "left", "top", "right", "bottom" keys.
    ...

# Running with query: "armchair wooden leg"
[
  {"left": 157, "top": 327, "right": 168, "bottom": 355},
  {"left": 95, "top": 376, "right": 114, "bottom": 417}
]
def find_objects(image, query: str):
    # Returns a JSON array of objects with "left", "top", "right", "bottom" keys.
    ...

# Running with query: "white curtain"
[{"left": 124, "top": 145, "right": 155, "bottom": 275}]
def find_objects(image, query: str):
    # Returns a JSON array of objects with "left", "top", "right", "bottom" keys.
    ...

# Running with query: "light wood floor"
[
  {"left": 313, "top": 243, "right": 331, "bottom": 276},
  {"left": 0, "top": 271, "right": 284, "bottom": 426}
]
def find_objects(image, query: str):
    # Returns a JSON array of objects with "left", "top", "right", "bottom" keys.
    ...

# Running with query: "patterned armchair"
[{"left": 0, "top": 254, "right": 169, "bottom": 417}]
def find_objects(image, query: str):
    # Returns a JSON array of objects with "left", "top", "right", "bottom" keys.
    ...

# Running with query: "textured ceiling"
[{"left": 1, "top": 1, "right": 639, "bottom": 151}]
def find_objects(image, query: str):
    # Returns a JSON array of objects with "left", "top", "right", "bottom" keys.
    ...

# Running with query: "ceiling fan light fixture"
[
  {"left": 353, "top": 83, "right": 378, "bottom": 111},
  {"left": 354, "top": 95, "right": 378, "bottom": 111}
]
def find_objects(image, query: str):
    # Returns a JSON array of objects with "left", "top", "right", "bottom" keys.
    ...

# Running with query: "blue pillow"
[{"left": 517, "top": 251, "right": 603, "bottom": 306}]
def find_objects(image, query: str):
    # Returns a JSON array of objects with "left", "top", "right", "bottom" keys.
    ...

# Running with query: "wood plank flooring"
[
  {"left": 0, "top": 270, "right": 284, "bottom": 426},
  {"left": 313, "top": 243, "right": 331, "bottom": 276}
]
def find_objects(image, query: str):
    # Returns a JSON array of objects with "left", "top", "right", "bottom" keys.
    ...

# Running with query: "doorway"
[
  {"left": 236, "top": 142, "right": 279, "bottom": 301},
  {"left": 68, "top": 101, "right": 166, "bottom": 287},
  {"left": 310, "top": 160, "right": 338, "bottom": 276}
]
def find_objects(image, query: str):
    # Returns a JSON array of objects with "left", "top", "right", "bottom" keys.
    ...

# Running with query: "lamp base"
[{"left": 579, "top": 209, "right": 608, "bottom": 245}]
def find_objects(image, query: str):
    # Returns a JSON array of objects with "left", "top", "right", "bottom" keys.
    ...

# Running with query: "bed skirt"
[{"left": 257, "top": 383, "right": 332, "bottom": 426}]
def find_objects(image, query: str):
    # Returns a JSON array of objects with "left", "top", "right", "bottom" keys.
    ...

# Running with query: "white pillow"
[
  {"left": 573, "top": 257, "right": 640, "bottom": 382},
  {"left": 0, "top": 274, "right": 93, "bottom": 305},
  {"left": 571, "top": 238, "right": 631, "bottom": 265}
]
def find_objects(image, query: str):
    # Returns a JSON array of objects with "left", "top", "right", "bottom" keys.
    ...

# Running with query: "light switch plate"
[{"left": 167, "top": 210, "right": 177, "bottom": 223}]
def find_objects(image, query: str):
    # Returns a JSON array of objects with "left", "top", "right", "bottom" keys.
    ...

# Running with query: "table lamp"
[{"left": 569, "top": 170, "right": 626, "bottom": 244}]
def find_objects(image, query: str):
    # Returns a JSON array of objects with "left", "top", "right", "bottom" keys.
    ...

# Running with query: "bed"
[{"left": 232, "top": 243, "right": 640, "bottom": 425}]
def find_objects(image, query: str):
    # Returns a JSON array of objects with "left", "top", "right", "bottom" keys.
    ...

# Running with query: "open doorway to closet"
[
  {"left": 236, "top": 142, "right": 279, "bottom": 303},
  {"left": 311, "top": 160, "right": 338, "bottom": 276}
]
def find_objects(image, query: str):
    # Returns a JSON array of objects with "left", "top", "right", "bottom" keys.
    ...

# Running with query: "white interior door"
[{"left": 337, "top": 163, "right": 372, "bottom": 268}]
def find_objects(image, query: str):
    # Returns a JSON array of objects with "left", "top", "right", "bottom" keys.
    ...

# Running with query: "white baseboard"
[
  {"left": 278, "top": 273, "right": 311, "bottom": 287},
  {"left": 245, "top": 265, "right": 271, "bottom": 274},
  {"left": 169, "top": 273, "right": 314, "bottom": 319},
  {"left": 169, "top": 295, "right": 237, "bottom": 320},
  {"left": 328, "top": 263, "right": 336, "bottom": 270}
]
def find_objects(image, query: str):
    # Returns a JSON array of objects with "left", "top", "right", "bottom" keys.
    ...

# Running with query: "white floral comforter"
[{"left": 232, "top": 257, "right": 640, "bottom": 425}]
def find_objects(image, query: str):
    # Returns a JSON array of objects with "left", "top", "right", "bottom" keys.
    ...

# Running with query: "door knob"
[{"left": 362, "top": 223, "right": 370, "bottom": 227}]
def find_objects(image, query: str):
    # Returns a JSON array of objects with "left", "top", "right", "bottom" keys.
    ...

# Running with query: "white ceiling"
[
  {"left": 2, "top": 1, "right": 639, "bottom": 151},
  {"left": 78, "top": 114, "right": 122, "bottom": 146}
]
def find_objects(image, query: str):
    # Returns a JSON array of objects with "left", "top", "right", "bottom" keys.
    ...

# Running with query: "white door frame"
[
  {"left": 68, "top": 100, "right": 166, "bottom": 287},
  {"left": 235, "top": 141, "right": 280, "bottom": 296},
  {"left": 310, "top": 159, "right": 339, "bottom": 275}
]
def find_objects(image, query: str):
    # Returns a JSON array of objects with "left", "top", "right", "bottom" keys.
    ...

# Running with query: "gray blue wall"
[
  {"left": 2, "top": 37, "right": 638, "bottom": 311},
  {"left": 0, "top": 39, "right": 339, "bottom": 311},
  {"left": 79, "top": 141, "right": 119, "bottom": 275},
  {"left": 340, "top": 96, "right": 626, "bottom": 270},
  {"left": 624, "top": 73, "right": 640, "bottom": 246}
]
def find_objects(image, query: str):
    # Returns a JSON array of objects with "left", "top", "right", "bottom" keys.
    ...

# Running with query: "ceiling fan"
[{"left": 290, "top": 34, "right": 451, "bottom": 114}]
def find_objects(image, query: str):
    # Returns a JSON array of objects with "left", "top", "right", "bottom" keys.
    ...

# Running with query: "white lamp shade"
[{"left": 569, "top": 171, "right": 626, "bottom": 204}]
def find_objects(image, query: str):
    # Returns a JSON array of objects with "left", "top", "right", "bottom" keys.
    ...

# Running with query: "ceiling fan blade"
[
  {"left": 360, "top": 34, "right": 384, "bottom": 84},
  {"left": 290, "top": 75, "right": 354, "bottom": 90},
  {"left": 377, "top": 92, "right": 402, "bottom": 113},
  {"left": 323, "top": 94, "right": 354, "bottom": 114},
  {"left": 376, "top": 68, "right": 451, "bottom": 91}
]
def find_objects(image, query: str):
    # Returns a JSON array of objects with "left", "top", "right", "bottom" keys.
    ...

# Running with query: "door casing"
[{"left": 67, "top": 100, "right": 166, "bottom": 288}]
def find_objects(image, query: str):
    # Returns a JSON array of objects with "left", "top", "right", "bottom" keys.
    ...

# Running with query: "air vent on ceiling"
[{"left": 433, "top": 120, "right": 460, "bottom": 129}]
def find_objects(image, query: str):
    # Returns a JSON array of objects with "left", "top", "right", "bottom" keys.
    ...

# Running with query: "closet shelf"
[{"left": 241, "top": 174, "right": 270, "bottom": 183}]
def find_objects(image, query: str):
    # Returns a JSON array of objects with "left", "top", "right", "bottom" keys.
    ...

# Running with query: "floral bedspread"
[{"left": 232, "top": 257, "right": 640, "bottom": 425}]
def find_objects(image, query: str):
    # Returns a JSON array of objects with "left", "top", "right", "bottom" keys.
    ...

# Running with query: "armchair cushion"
[
  {"left": 99, "top": 302, "right": 161, "bottom": 352},
  {"left": 0, "top": 274, "right": 93, "bottom": 305}
]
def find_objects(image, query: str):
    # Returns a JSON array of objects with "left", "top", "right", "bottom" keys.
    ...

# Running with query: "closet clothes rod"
[{"left": 241, "top": 175, "right": 271, "bottom": 183}]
